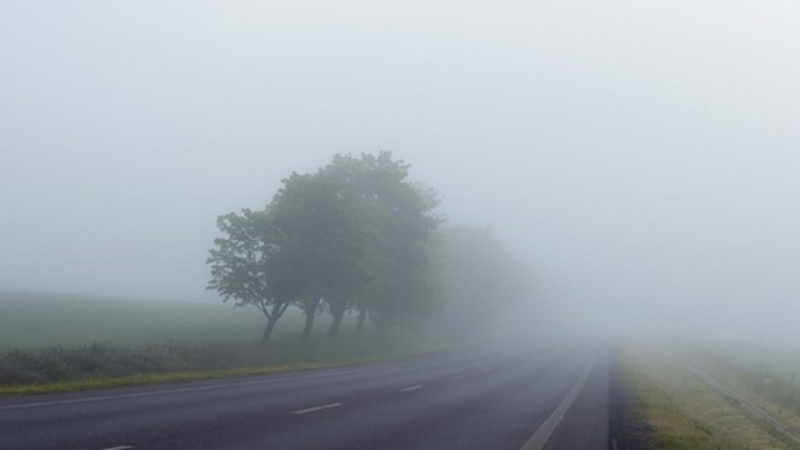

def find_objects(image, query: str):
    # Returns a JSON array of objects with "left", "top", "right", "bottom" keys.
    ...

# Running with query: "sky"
[{"left": 2, "top": 1, "right": 799, "bottom": 342}]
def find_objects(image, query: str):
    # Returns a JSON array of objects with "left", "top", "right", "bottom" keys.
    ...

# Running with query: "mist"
[{"left": 2, "top": 1, "right": 799, "bottom": 344}]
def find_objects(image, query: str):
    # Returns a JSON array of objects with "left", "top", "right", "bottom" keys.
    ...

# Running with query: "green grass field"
[{"left": 0, "top": 291, "right": 350, "bottom": 350}]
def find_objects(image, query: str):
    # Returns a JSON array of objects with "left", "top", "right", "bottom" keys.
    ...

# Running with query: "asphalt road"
[{"left": 0, "top": 343, "right": 609, "bottom": 450}]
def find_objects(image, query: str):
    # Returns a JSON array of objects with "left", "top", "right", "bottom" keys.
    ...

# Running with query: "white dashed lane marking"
[
  {"left": 399, "top": 385, "right": 423, "bottom": 392},
  {"left": 291, "top": 403, "right": 342, "bottom": 415}
]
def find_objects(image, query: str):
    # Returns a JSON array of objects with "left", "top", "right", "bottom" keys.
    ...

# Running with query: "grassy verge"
[
  {"left": 685, "top": 345, "right": 800, "bottom": 439},
  {"left": 620, "top": 346, "right": 795, "bottom": 450},
  {"left": 0, "top": 362, "right": 337, "bottom": 396},
  {"left": 0, "top": 329, "right": 463, "bottom": 396},
  {"left": 0, "top": 352, "right": 443, "bottom": 396}
]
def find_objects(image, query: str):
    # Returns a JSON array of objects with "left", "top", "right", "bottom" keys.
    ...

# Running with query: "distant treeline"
[{"left": 208, "top": 152, "right": 531, "bottom": 344}]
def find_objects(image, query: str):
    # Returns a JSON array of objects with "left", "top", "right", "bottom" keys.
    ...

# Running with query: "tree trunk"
[
  {"left": 301, "top": 297, "right": 321, "bottom": 339},
  {"left": 261, "top": 315, "right": 279, "bottom": 345},
  {"left": 356, "top": 305, "right": 367, "bottom": 333},
  {"left": 328, "top": 300, "right": 346, "bottom": 340},
  {"left": 261, "top": 301, "right": 288, "bottom": 345}
]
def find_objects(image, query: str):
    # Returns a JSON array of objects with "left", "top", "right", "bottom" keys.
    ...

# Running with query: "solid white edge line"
[
  {"left": 399, "top": 385, "right": 423, "bottom": 392},
  {"left": 291, "top": 403, "right": 342, "bottom": 415},
  {"left": 518, "top": 355, "right": 597, "bottom": 450},
  {"left": 98, "top": 446, "right": 133, "bottom": 450}
]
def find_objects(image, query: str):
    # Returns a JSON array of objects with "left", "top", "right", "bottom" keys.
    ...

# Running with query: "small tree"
[{"left": 207, "top": 209, "right": 291, "bottom": 344}]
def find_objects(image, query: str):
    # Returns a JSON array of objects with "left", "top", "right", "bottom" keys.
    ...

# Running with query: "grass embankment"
[
  {"left": 620, "top": 345, "right": 797, "bottom": 450},
  {"left": 685, "top": 343, "right": 800, "bottom": 440},
  {"left": 0, "top": 291, "right": 461, "bottom": 396}
]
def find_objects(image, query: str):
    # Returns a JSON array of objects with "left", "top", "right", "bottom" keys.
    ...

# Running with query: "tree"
[
  {"left": 208, "top": 151, "right": 443, "bottom": 342},
  {"left": 267, "top": 172, "right": 330, "bottom": 339},
  {"left": 322, "top": 152, "right": 442, "bottom": 332},
  {"left": 207, "top": 209, "right": 291, "bottom": 344},
  {"left": 269, "top": 169, "right": 381, "bottom": 339},
  {"left": 436, "top": 225, "right": 532, "bottom": 337}
]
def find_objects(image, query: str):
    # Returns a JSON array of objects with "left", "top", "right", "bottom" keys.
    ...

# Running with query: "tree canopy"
[{"left": 207, "top": 152, "right": 442, "bottom": 343}]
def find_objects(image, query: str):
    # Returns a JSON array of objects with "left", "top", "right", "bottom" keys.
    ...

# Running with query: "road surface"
[{"left": 0, "top": 343, "right": 609, "bottom": 450}]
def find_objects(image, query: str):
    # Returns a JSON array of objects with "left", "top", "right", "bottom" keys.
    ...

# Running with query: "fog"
[{"left": 2, "top": 1, "right": 799, "bottom": 344}]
